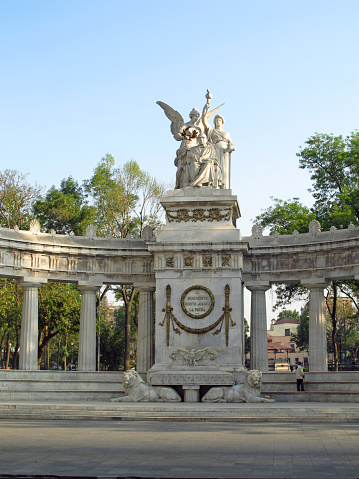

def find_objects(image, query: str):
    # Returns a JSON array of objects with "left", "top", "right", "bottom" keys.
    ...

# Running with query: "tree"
[
  {"left": 290, "top": 307, "right": 309, "bottom": 352},
  {"left": 255, "top": 197, "right": 316, "bottom": 235},
  {"left": 86, "top": 155, "right": 166, "bottom": 370},
  {"left": 33, "top": 176, "right": 96, "bottom": 235},
  {"left": 298, "top": 131, "right": 359, "bottom": 230},
  {"left": 277, "top": 309, "right": 300, "bottom": 321},
  {"left": 0, "top": 279, "right": 22, "bottom": 369},
  {"left": 86, "top": 155, "right": 166, "bottom": 238},
  {"left": 37, "top": 283, "right": 81, "bottom": 369},
  {"left": 256, "top": 131, "right": 359, "bottom": 371},
  {"left": 0, "top": 169, "right": 43, "bottom": 229}
]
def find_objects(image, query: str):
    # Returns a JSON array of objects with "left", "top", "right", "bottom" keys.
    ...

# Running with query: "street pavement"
[{"left": 1, "top": 419, "right": 359, "bottom": 478}]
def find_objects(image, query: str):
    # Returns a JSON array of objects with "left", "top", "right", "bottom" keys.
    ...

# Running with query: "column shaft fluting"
[
  {"left": 308, "top": 285, "right": 328, "bottom": 372},
  {"left": 19, "top": 282, "right": 41, "bottom": 370},
  {"left": 78, "top": 286, "right": 99, "bottom": 371},
  {"left": 247, "top": 285, "right": 269, "bottom": 372},
  {"left": 136, "top": 289, "right": 155, "bottom": 374}
]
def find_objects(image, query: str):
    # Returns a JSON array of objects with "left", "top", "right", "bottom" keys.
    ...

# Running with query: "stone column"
[
  {"left": 304, "top": 282, "right": 328, "bottom": 372},
  {"left": 77, "top": 285, "right": 100, "bottom": 371},
  {"left": 246, "top": 283, "right": 270, "bottom": 372},
  {"left": 136, "top": 287, "right": 155, "bottom": 375},
  {"left": 18, "top": 281, "right": 42, "bottom": 370}
]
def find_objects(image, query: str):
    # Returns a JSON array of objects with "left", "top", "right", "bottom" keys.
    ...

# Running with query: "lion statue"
[
  {"left": 201, "top": 370, "right": 275, "bottom": 403},
  {"left": 111, "top": 370, "right": 181, "bottom": 403}
]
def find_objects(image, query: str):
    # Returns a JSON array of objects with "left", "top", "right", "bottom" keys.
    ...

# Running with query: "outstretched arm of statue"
[{"left": 202, "top": 89, "right": 212, "bottom": 131}]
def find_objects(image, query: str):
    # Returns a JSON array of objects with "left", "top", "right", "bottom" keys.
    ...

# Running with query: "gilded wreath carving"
[
  {"left": 180, "top": 285, "right": 215, "bottom": 319},
  {"left": 159, "top": 284, "right": 236, "bottom": 346}
]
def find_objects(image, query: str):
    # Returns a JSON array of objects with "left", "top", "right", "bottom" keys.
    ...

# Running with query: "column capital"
[
  {"left": 134, "top": 284, "right": 156, "bottom": 293},
  {"left": 17, "top": 281, "right": 44, "bottom": 289},
  {"left": 301, "top": 281, "right": 329, "bottom": 290},
  {"left": 245, "top": 282, "right": 270, "bottom": 293},
  {"left": 77, "top": 284, "right": 102, "bottom": 293}
]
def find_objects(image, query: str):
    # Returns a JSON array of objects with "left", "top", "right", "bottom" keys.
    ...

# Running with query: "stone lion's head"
[
  {"left": 246, "top": 370, "right": 262, "bottom": 388},
  {"left": 123, "top": 370, "right": 144, "bottom": 390}
]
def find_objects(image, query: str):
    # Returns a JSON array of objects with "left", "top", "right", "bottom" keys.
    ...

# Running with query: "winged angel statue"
[{"left": 157, "top": 91, "right": 234, "bottom": 189}]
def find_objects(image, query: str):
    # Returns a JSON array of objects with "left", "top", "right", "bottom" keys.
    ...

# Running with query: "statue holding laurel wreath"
[{"left": 157, "top": 91, "right": 232, "bottom": 189}]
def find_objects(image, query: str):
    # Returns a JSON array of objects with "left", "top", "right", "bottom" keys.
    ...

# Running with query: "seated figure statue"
[{"left": 184, "top": 133, "right": 223, "bottom": 189}]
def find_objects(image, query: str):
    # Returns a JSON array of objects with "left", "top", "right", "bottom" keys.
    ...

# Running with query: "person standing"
[{"left": 296, "top": 362, "right": 305, "bottom": 391}]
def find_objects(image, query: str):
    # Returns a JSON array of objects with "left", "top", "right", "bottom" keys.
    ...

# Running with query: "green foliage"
[
  {"left": 255, "top": 197, "right": 316, "bottom": 235},
  {"left": 33, "top": 176, "right": 96, "bottom": 235},
  {"left": 277, "top": 309, "right": 300, "bottom": 321},
  {"left": 290, "top": 307, "right": 309, "bottom": 351},
  {"left": 0, "top": 279, "right": 22, "bottom": 368},
  {"left": 99, "top": 302, "right": 138, "bottom": 371},
  {"left": 244, "top": 318, "right": 250, "bottom": 354},
  {"left": 0, "top": 169, "right": 43, "bottom": 229},
  {"left": 37, "top": 283, "right": 81, "bottom": 366},
  {"left": 298, "top": 131, "right": 359, "bottom": 229},
  {"left": 86, "top": 155, "right": 166, "bottom": 238}
]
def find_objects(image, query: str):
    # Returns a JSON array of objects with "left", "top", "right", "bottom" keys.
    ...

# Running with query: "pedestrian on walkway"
[{"left": 296, "top": 362, "right": 305, "bottom": 391}]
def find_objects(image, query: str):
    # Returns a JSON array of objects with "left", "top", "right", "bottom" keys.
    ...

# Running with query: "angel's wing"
[
  {"left": 197, "top": 103, "right": 226, "bottom": 130},
  {"left": 194, "top": 347, "right": 209, "bottom": 361},
  {"left": 157, "top": 101, "right": 184, "bottom": 141},
  {"left": 177, "top": 347, "right": 192, "bottom": 361}
]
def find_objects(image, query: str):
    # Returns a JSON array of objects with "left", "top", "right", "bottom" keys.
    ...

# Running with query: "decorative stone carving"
[
  {"left": 273, "top": 230, "right": 280, "bottom": 238},
  {"left": 157, "top": 90, "right": 232, "bottom": 189},
  {"left": 69, "top": 231, "right": 75, "bottom": 236},
  {"left": 13, "top": 225, "right": 19, "bottom": 232},
  {"left": 167, "top": 207, "right": 232, "bottom": 223},
  {"left": 111, "top": 370, "right": 181, "bottom": 403},
  {"left": 29, "top": 219, "right": 40, "bottom": 234},
  {"left": 309, "top": 219, "right": 321, "bottom": 234},
  {"left": 330, "top": 226, "right": 337, "bottom": 234},
  {"left": 160, "top": 284, "right": 235, "bottom": 346},
  {"left": 184, "top": 255, "right": 194, "bottom": 267},
  {"left": 180, "top": 285, "right": 214, "bottom": 319},
  {"left": 85, "top": 224, "right": 97, "bottom": 238},
  {"left": 201, "top": 370, "right": 275, "bottom": 403},
  {"left": 49, "top": 229, "right": 56, "bottom": 236},
  {"left": 203, "top": 256, "right": 212, "bottom": 267},
  {"left": 142, "top": 225, "right": 155, "bottom": 241},
  {"left": 292, "top": 230, "right": 299, "bottom": 236},
  {"left": 222, "top": 255, "right": 231, "bottom": 266},
  {"left": 169, "top": 347, "right": 217, "bottom": 367},
  {"left": 348, "top": 223, "right": 355, "bottom": 231},
  {"left": 150, "top": 371, "right": 234, "bottom": 386},
  {"left": 165, "top": 257, "right": 174, "bottom": 268},
  {"left": 251, "top": 223, "right": 263, "bottom": 239}
]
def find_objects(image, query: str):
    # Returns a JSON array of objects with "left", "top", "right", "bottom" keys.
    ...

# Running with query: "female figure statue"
[
  {"left": 202, "top": 91, "right": 234, "bottom": 189},
  {"left": 185, "top": 133, "right": 223, "bottom": 189}
]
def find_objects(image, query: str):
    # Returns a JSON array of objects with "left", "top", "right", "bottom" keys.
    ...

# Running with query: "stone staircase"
[
  {"left": 0, "top": 370, "right": 124, "bottom": 401},
  {"left": 261, "top": 371, "right": 359, "bottom": 402},
  {"left": 1, "top": 401, "right": 359, "bottom": 422}
]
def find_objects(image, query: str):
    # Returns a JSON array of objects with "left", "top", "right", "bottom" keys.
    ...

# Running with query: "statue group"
[{"left": 157, "top": 90, "right": 234, "bottom": 190}]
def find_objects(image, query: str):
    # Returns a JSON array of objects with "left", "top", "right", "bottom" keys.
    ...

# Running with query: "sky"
[{"left": 1, "top": 0, "right": 358, "bottom": 322}]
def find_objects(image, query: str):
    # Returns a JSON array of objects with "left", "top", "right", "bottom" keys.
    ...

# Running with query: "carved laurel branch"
[
  {"left": 167, "top": 207, "right": 232, "bottom": 223},
  {"left": 159, "top": 284, "right": 236, "bottom": 346}
]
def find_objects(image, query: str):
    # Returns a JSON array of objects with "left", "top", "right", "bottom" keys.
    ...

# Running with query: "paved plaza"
[{"left": 1, "top": 419, "right": 359, "bottom": 479}]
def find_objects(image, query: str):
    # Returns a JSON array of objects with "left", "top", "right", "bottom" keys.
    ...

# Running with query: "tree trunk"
[
  {"left": 5, "top": 333, "right": 10, "bottom": 369},
  {"left": 0, "top": 330, "right": 7, "bottom": 369},
  {"left": 63, "top": 336, "right": 68, "bottom": 371}
]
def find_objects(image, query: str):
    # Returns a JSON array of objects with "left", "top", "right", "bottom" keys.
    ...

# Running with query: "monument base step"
[{"left": 1, "top": 401, "right": 359, "bottom": 423}]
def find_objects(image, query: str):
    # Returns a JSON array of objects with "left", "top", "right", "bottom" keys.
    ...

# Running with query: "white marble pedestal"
[{"left": 147, "top": 187, "right": 246, "bottom": 401}]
